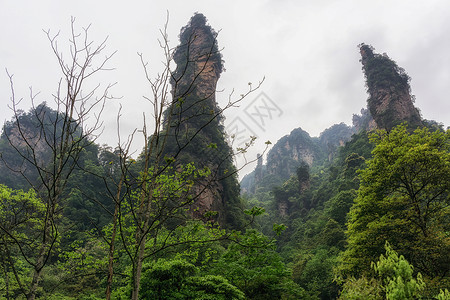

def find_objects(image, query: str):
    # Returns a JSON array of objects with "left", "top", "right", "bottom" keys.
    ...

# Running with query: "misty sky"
[{"left": 1, "top": 1, "right": 449, "bottom": 177}]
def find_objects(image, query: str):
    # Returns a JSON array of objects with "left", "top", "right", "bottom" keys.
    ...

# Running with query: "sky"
[{"left": 1, "top": 0, "right": 449, "bottom": 178}]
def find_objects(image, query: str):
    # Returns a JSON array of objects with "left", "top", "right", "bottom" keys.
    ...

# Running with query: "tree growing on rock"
[{"left": 359, "top": 44, "right": 422, "bottom": 131}]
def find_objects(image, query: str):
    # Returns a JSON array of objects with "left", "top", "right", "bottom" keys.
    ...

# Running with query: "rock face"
[
  {"left": 266, "top": 128, "right": 324, "bottom": 180},
  {"left": 318, "top": 123, "right": 355, "bottom": 161},
  {"left": 352, "top": 108, "right": 376, "bottom": 132},
  {"left": 359, "top": 44, "right": 422, "bottom": 130},
  {"left": 241, "top": 125, "right": 354, "bottom": 195},
  {"left": 171, "top": 13, "right": 224, "bottom": 113},
  {"left": 165, "top": 13, "right": 243, "bottom": 228},
  {"left": 243, "top": 44, "right": 425, "bottom": 197},
  {"left": 0, "top": 104, "right": 66, "bottom": 189}
]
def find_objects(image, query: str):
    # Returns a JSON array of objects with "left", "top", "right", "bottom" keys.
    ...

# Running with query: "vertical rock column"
[{"left": 360, "top": 44, "right": 422, "bottom": 130}]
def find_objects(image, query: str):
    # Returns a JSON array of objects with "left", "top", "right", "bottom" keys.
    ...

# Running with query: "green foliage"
[
  {"left": 273, "top": 223, "right": 287, "bottom": 236},
  {"left": 241, "top": 130, "right": 375, "bottom": 298},
  {"left": 40, "top": 263, "right": 104, "bottom": 300},
  {"left": 0, "top": 185, "right": 44, "bottom": 234},
  {"left": 244, "top": 206, "right": 265, "bottom": 217},
  {"left": 338, "top": 124, "right": 450, "bottom": 294},
  {"left": 292, "top": 248, "right": 340, "bottom": 299},
  {"left": 105, "top": 217, "right": 232, "bottom": 297},
  {"left": 318, "top": 219, "right": 345, "bottom": 249},
  {"left": 372, "top": 242, "right": 426, "bottom": 300},
  {"left": 338, "top": 276, "right": 382, "bottom": 300},
  {"left": 0, "top": 185, "right": 45, "bottom": 297},
  {"left": 59, "top": 237, "right": 107, "bottom": 276},
  {"left": 185, "top": 275, "right": 245, "bottom": 300},
  {"left": 325, "top": 190, "right": 357, "bottom": 225},
  {"left": 435, "top": 289, "right": 450, "bottom": 300},
  {"left": 139, "top": 258, "right": 244, "bottom": 299},
  {"left": 152, "top": 221, "right": 226, "bottom": 265},
  {"left": 212, "top": 230, "right": 303, "bottom": 299},
  {"left": 339, "top": 241, "right": 426, "bottom": 300},
  {"left": 140, "top": 258, "right": 197, "bottom": 299},
  {"left": 296, "top": 161, "right": 310, "bottom": 185},
  {"left": 102, "top": 163, "right": 213, "bottom": 261}
]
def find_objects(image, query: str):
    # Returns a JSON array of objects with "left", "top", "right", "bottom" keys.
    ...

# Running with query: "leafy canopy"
[{"left": 338, "top": 124, "right": 450, "bottom": 284}]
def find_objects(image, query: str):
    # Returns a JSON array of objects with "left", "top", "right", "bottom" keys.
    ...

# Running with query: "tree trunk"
[
  {"left": 131, "top": 182, "right": 154, "bottom": 300},
  {"left": 27, "top": 241, "right": 48, "bottom": 300},
  {"left": 105, "top": 203, "right": 119, "bottom": 300},
  {"left": 131, "top": 226, "right": 150, "bottom": 300},
  {"left": 106, "top": 176, "right": 124, "bottom": 300},
  {"left": 27, "top": 208, "right": 56, "bottom": 300}
]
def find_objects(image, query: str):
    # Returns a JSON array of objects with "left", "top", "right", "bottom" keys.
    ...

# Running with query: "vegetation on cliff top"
[{"left": 359, "top": 43, "right": 422, "bottom": 130}]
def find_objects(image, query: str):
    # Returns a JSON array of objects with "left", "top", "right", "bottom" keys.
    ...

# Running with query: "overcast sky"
[{"left": 1, "top": 1, "right": 449, "bottom": 177}]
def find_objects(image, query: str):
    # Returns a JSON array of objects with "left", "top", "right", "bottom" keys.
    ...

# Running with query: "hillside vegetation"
[{"left": 0, "top": 14, "right": 448, "bottom": 300}]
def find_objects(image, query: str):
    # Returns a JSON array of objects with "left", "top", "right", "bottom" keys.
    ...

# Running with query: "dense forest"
[{"left": 0, "top": 13, "right": 449, "bottom": 300}]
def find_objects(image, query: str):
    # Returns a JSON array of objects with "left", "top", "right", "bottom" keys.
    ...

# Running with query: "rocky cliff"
[
  {"left": 242, "top": 44, "right": 426, "bottom": 196},
  {"left": 352, "top": 108, "right": 376, "bottom": 133},
  {"left": 241, "top": 124, "right": 354, "bottom": 195},
  {"left": 359, "top": 44, "right": 422, "bottom": 130},
  {"left": 164, "top": 13, "right": 244, "bottom": 228},
  {"left": 0, "top": 103, "right": 69, "bottom": 189},
  {"left": 171, "top": 13, "right": 224, "bottom": 108},
  {"left": 266, "top": 128, "right": 324, "bottom": 180}
]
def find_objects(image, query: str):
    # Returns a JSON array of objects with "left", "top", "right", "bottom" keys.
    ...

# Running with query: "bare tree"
[
  {"left": 1, "top": 17, "right": 115, "bottom": 300},
  {"left": 102, "top": 14, "right": 266, "bottom": 300},
  {"left": 1, "top": 14, "right": 266, "bottom": 299}
]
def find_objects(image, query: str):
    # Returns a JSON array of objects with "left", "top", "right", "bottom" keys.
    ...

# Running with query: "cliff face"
[
  {"left": 165, "top": 13, "right": 243, "bottom": 228},
  {"left": 241, "top": 125, "right": 354, "bottom": 195},
  {"left": 266, "top": 128, "right": 324, "bottom": 179},
  {"left": 172, "top": 13, "right": 223, "bottom": 107},
  {"left": 0, "top": 104, "right": 66, "bottom": 189},
  {"left": 318, "top": 123, "right": 355, "bottom": 161},
  {"left": 359, "top": 44, "right": 422, "bottom": 130}
]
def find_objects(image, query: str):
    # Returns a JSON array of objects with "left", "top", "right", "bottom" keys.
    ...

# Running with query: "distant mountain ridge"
[
  {"left": 241, "top": 44, "right": 426, "bottom": 195},
  {"left": 241, "top": 123, "right": 354, "bottom": 194}
]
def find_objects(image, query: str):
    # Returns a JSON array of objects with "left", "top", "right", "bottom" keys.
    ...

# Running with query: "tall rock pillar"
[{"left": 359, "top": 44, "right": 422, "bottom": 130}]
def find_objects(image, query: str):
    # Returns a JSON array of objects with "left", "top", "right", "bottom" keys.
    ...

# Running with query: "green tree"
[
  {"left": 339, "top": 241, "right": 425, "bottom": 300},
  {"left": 212, "top": 229, "right": 305, "bottom": 299},
  {"left": 338, "top": 276, "right": 382, "bottom": 300},
  {"left": 0, "top": 185, "right": 45, "bottom": 299},
  {"left": 435, "top": 289, "right": 450, "bottom": 300},
  {"left": 138, "top": 258, "right": 245, "bottom": 299},
  {"left": 372, "top": 242, "right": 425, "bottom": 300},
  {"left": 337, "top": 124, "right": 450, "bottom": 292}
]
